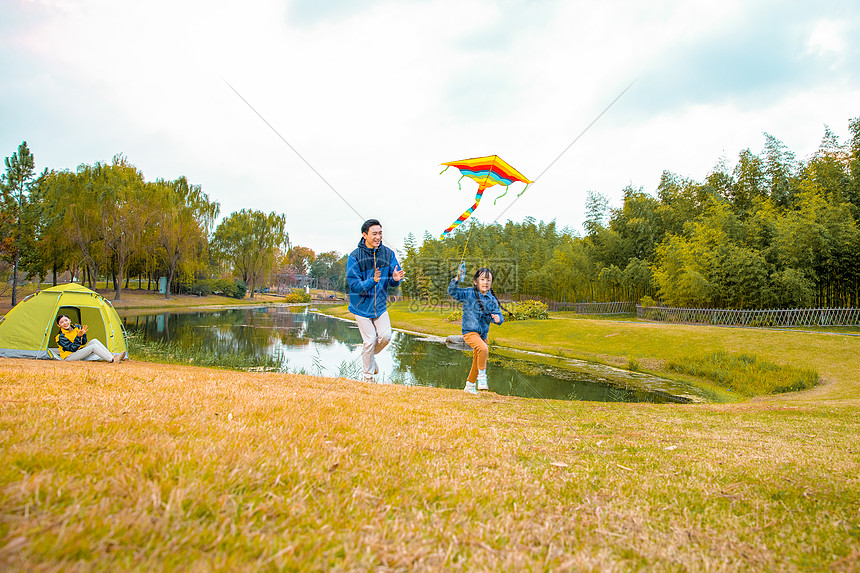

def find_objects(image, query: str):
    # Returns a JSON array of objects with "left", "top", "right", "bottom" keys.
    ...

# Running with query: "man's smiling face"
[{"left": 363, "top": 225, "right": 382, "bottom": 249}]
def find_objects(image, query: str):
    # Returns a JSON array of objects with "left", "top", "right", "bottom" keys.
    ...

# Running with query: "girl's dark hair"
[
  {"left": 361, "top": 219, "right": 381, "bottom": 234},
  {"left": 471, "top": 268, "right": 512, "bottom": 317},
  {"left": 56, "top": 314, "right": 69, "bottom": 325}
]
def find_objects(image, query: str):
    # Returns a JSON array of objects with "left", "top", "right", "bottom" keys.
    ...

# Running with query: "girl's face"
[
  {"left": 474, "top": 272, "right": 493, "bottom": 294},
  {"left": 58, "top": 316, "right": 72, "bottom": 330}
]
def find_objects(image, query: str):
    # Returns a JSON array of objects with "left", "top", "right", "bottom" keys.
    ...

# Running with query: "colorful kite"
[{"left": 439, "top": 155, "right": 532, "bottom": 238}]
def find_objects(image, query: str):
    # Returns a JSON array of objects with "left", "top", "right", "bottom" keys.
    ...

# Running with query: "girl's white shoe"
[
  {"left": 477, "top": 376, "right": 488, "bottom": 391},
  {"left": 464, "top": 381, "right": 478, "bottom": 395}
]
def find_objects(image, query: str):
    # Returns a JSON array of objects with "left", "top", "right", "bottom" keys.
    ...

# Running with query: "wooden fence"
[
  {"left": 550, "top": 301, "right": 637, "bottom": 314},
  {"left": 637, "top": 305, "right": 860, "bottom": 327}
]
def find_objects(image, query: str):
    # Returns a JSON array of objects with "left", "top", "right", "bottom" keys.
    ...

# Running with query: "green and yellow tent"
[{"left": 0, "top": 283, "right": 128, "bottom": 360}]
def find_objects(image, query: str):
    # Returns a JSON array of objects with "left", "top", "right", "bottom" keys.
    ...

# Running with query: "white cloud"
[{"left": 807, "top": 20, "right": 846, "bottom": 56}]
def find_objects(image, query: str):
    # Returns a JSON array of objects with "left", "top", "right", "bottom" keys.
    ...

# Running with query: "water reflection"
[{"left": 122, "top": 307, "right": 675, "bottom": 403}]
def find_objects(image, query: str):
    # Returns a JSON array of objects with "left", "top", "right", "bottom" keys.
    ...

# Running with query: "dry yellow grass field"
[{"left": 2, "top": 350, "right": 859, "bottom": 570}]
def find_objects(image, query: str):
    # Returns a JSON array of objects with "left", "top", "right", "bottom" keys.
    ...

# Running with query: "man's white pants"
[{"left": 355, "top": 312, "right": 392, "bottom": 377}]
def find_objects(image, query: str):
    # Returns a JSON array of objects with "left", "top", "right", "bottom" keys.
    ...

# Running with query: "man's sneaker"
[
  {"left": 477, "top": 376, "right": 488, "bottom": 391},
  {"left": 464, "top": 381, "right": 478, "bottom": 395},
  {"left": 363, "top": 375, "right": 375, "bottom": 384}
]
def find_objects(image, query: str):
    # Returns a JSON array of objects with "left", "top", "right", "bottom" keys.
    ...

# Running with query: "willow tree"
[
  {"left": 86, "top": 155, "right": 151, "bottom": 300},
  {"left": 58, "top": 167, "right": 104, "bottom": 288},
  {"left": 152, "top": 176, "right": 219, "bottom": 299},
  {"left": 211, "top": 209, "right": 288, "bottom": 298}
]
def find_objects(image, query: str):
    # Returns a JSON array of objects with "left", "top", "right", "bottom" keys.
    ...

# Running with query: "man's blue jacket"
[{"left": 347, "top": 239, "right": 402, "bottom": 318}]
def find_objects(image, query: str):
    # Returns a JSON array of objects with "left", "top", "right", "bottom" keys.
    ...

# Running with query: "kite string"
[
  {"left": 460, "top": 219, "right": 474, "bottom": 262},
  {"left": 492, "top": 79, "right": 636, "bottom": 224}
]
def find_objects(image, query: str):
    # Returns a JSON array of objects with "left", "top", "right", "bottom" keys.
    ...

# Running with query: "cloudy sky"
[{"left": 2, "top": 0, "right": 858, "bottom": 257}]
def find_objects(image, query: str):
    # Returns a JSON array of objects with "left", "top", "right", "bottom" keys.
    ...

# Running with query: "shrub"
[
  {"left": 283, "top": 289, "right": 312, "bottom": 303},
  {"left": 446, "top": 299, "right": 548, "bottom": 322},
  {"left": 222, "top": 279, "right": 247, "bottom": 299},
  {"left": 187, "top": 278, "right": 246, "bottom": 298},
  {"left": 504, "top": 300, "right": 549, "bottom": 321},
  {"left": 188, "top": 280, "right": 214, "bottom": 296}
]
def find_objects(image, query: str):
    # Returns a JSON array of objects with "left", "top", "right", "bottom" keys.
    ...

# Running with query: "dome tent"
[{"left": 0, "top": 283, "right": 128, "bottom": 360}]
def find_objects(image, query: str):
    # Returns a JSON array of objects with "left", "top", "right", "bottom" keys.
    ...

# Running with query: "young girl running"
[{"left": 447, "top": 266, "right": 504, "bottom": 394}]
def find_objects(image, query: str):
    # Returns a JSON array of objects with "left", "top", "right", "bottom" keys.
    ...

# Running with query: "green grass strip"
[{"left": 667, "top": 351, "right": 819, "bottom": 396}]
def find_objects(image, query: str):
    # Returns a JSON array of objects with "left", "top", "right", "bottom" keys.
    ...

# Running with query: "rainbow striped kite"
[{"left": 439, "top": 155, "right": 532, "bottom": 238}]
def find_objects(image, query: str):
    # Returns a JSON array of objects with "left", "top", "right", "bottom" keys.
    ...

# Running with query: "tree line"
[
  {"left": 402, "top": 117, "right": 860, "bottom": 309},
  {"left": 0, "top": 147, "right": 299, "bottom": 304},
  {"left": 6, "top": 115, "right": 857, "bottom": 310}
]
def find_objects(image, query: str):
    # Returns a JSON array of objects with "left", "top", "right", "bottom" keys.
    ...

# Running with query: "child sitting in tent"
[{"left": 56, "top": 315, "right": 126, "bottom": 362}]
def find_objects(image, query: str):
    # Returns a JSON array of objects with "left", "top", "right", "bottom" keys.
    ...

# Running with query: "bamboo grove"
[
  {"left": 402, "top": 118, "right": 860, "bottom": 309},
  {"left": 0, "top": 150, "right": 289, "bottom": 302}
]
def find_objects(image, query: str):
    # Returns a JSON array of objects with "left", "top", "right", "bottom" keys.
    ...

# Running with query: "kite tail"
[
  {"left": 440, "top": 188, "right": 486, "bottom": 239},
  {"left": 439, "top": 166, "right": 449, "bottom": 175},
  {"left": 493, "top": 185, "right": 510, "bottom": 205},
  {"left": 516, "top": 183, "right": 530, "bottom": 197}
]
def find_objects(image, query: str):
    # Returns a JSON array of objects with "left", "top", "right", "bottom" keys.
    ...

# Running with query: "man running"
[{"left": 346, "top": 219, "right": 405, "bottom": 382}]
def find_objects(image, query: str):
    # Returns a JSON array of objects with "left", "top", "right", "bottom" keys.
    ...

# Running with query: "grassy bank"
[
  {"left": 1, "top": 358, "right": 858, "bottom": 571},
  {"left": 321, "top": 302, "right": 858, "bottom": 401},
  {"left": 128, "top": 336, "right": 286, "bottom": 372}
]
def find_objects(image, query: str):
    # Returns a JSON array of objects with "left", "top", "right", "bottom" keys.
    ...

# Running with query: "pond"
[{"left": 122, "top": 306, "right": 695, "bottom": 403}]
